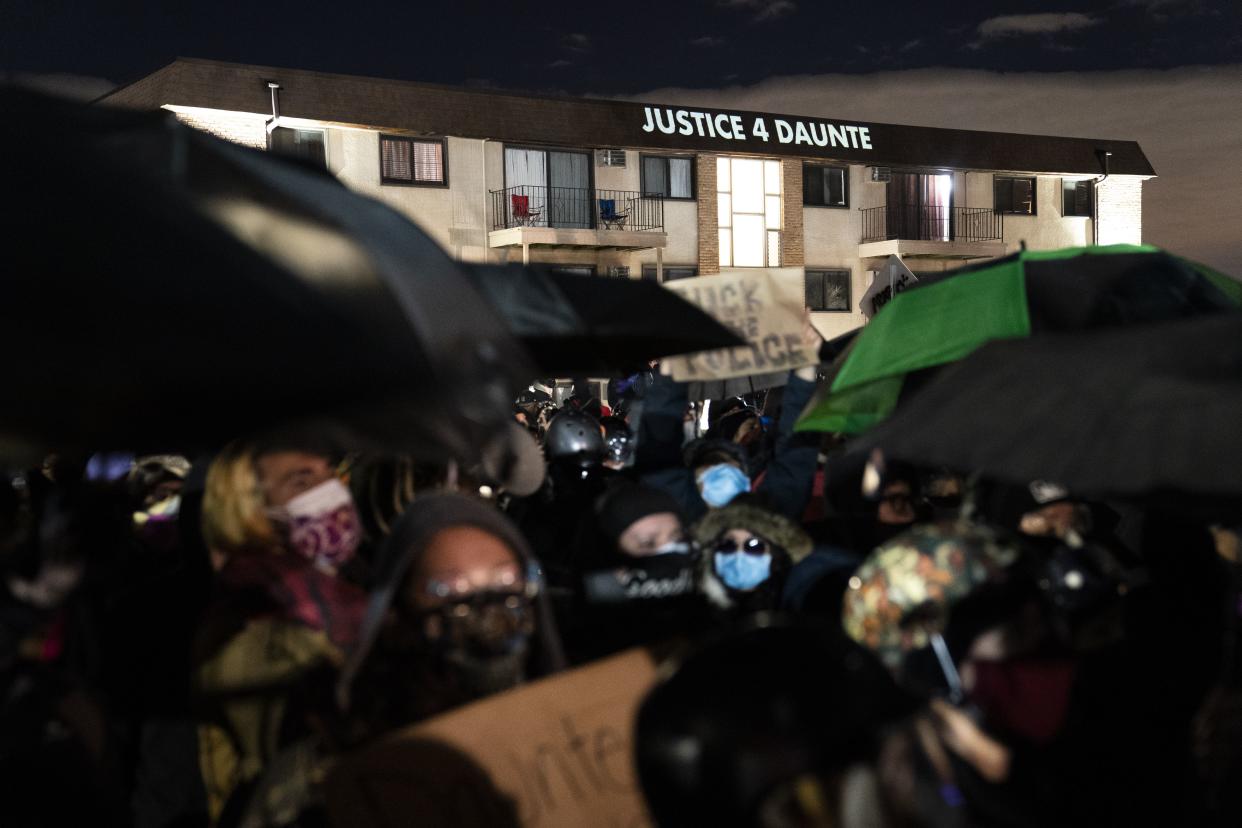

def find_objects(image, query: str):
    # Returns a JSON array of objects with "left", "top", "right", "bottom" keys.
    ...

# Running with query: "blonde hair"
[{"left": 201, "top": 442, "right": 280, "bottom": 559}]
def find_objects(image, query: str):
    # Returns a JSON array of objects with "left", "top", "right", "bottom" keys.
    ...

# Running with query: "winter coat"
[{"left": 636, "top": 372, "right": 819, "bottom": 523}]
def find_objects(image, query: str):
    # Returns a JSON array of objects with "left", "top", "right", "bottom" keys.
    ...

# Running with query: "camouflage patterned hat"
[{"left": 842, "top": 521, "right": 1019, "bottom": 671}]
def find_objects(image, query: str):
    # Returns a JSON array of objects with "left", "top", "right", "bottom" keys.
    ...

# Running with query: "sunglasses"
[{"left": 713, "top": 536, "right": 768, "bottom": 555}]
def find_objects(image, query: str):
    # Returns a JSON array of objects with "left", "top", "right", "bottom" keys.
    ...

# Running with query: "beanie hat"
[
  {"left": 596, "top": 484, "right": 686, "bottom": 544},
  {"left": 683, "top": 438, "right": 748, "bottom": 476}
]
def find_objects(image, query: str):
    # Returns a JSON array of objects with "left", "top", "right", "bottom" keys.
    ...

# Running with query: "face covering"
[
  {"left": 714, "top": 549, "right": 772, "bottom": 591},
  {"left": 968, "top": 656, "right": 1077, "bottom": 746},
  {"left": 697, "top": 464, "right": 750, "bottom": 509},
  {"left": 651, "top": 540, "right": 695, "bottom": 556},
  {"left": 424, "top": 593, "right": 534, "bottom": 699},
  {"left": 272, "top": 478, "right": 361, "bottom": 570}
]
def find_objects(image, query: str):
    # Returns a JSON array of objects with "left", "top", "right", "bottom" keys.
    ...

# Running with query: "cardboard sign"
[
  {"left": 325, "top": 648, "right": 658, "bottom": 828},
  {"left": 662, "top": 268, "right": 816, "bottom": 382},
  {"left": 860, "top": 255, "right": 918, "bottom": 318}
]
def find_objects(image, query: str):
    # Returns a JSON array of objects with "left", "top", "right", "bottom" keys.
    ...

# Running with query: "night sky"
[
  {"left": 3, "top": 0, "right": 1239, "bottom": 94},
  {"left": 4, "top": 0, "right": 1240, "bottom": 273}
]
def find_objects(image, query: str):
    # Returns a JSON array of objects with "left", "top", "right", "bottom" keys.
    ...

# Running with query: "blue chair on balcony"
[{"left": 598, "top": 198, "right": 628, "bottom": 230}]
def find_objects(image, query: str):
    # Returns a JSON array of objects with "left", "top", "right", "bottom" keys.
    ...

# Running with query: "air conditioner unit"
[
  {"left": 870, "top": 166, "right": 892, "bottom": 183},
  {"left": 597, "top": 148, "right": 627, "bottom": 168}
]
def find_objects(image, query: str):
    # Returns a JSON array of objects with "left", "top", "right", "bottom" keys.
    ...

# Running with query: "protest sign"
[
  {"left": 325, "top": 648, "right": 658, "bottom": 828},
  {"left": 860, "top": 255, "right": 918, "bottom": 317},
  {"left": 661, "top": 267, "right": 816, "bottom": 383}
]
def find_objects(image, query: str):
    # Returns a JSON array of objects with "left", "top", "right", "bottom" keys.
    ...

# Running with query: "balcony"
[
  {"left": 858, "top": 204, "right": 1007, "bottom": 261},
  {"left": 488, "top": 186, "right": 668, "bottom": 252}
]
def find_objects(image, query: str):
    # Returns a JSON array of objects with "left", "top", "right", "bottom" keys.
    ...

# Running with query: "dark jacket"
[{"left": 635, "top": 372, "right": 819, "bottom": 523}]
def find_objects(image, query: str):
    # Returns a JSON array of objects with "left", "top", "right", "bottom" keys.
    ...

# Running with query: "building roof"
[{"left": 101, "top": 58, "right": 1155, "bottom": 177}]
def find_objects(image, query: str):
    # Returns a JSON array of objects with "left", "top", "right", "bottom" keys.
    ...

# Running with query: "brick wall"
[
  {"left": 173, "top": 110, "right": 268, "bottom": 150},
  {"left": 780, "top": 159, "right": 805, "bottom": 267},
  {"left": 1095, "top": 175, "right": 1144, "bottom": 246},
  {"left": 696, "top": 154, "right": 719, "bottom": 275}
]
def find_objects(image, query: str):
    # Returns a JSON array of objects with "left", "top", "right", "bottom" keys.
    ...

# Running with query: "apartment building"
[{"left": 102, "top": 58, "right": 1154, "bottom": 340}]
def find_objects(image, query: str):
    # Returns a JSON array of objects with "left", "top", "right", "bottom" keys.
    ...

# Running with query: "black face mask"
[
  {"left": 416, "top": 592, "right": 536, "bottom": 701},
  {"left": 582, "top": 549, "right": 699, "bottom": 605}
]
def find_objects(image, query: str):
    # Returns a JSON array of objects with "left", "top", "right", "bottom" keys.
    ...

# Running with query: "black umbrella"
[
  {"left": 2, "top": 88, "right": 532, "bottom": 462},
  {"left": 463, "top": 264, "right": 744, "bottom": 376},
  {"left": 856, "top": 311, "right": 1242, "bottom": 502}
]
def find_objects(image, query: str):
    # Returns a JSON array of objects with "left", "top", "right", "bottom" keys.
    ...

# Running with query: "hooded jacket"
[
  {"left": 336, "top": 492, "right": 565, "bottom": 725},
  {"left": 693, "top": 498, "right": 813, "bottom": 612}
]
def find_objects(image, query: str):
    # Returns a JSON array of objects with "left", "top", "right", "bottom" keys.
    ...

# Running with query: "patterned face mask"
[{"left": 271, "top": 478, "right": 361, "bottom": 571}]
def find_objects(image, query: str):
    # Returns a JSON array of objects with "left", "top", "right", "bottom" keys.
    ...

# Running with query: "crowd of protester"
[{"left": 2, "top": 329, "right": 1241, "bottom": 827}]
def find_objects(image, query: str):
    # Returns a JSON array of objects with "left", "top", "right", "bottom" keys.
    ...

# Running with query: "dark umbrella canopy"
[
  {"left": 856, "top": 312, "right": 1242, "bottom": 501},
  {"left": 464, "top": 264, "right": 744, "bottom": 376},
  {"left": 799, "top": 245, "right": 1240, "bottom": 435},
  {"left": 1, "top": 88, "right": 532, "bottom": 462}
]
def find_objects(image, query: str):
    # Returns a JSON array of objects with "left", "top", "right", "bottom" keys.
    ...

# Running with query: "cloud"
[
  {"left": 563, "top": 33, "right": 591, "bottom": 52},
  {"left": 976, "top": 12, "right": 1099, "bottom": 39},
  {"left": 1, "top": 72, "right": 115, "bottom": 101},
  {"left": 627, "top": 65, "right": 1242, "bottom": 276},
  {"left": 720, "top": 0, "right": 797, "bottom": 22},
  {"left": 899, "top": 39, "right": 922, "bottom": 53},
  {"left": 692, "top": 36, "right": 727, "bottom": 47},
  {"left": 546, "top": 59, "right": 573, "bottom": 69}
]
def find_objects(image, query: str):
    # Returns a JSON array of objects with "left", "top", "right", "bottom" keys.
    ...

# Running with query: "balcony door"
[
  {"left": 504, "top": 147, "right": 592, "bottom": 229},
  {"left": 886, "top": 172, "right": 952, "bottom": 241}
]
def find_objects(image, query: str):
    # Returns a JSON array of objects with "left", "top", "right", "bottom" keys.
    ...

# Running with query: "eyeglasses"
[
  {"left": 423, "top": 561, "right": 543, "bottom": 602},
  {"left": 713, "top": 536, "right": 768, "bottom": 555}
]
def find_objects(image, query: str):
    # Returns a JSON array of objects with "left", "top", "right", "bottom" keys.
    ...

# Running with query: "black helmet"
[
  {"left": 599, "top": 415, "right": 634, "bottom": 467},
  {"left": 544, "top": 409, "right": 605, "bottom": 468},
  {"left": 635, "top": 617, "right": 912, "bottom": 827}
]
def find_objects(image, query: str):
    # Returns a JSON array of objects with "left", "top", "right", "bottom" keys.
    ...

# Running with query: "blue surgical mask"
[
  {"left": 696, "top": 464, "right": 750, "bottom": 508},
  {"left": 714, "top": 550, "right": 772, "bottom": 591}
]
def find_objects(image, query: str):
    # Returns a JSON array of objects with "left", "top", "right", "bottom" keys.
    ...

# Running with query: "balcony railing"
[
  {"left": 860, "top": 205, "right": 1003, "bottom": 244},
  {"left": 490, "top": 186, "right": 665, "bottom": 232}
]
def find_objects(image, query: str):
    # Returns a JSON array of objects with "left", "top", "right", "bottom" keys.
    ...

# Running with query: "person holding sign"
[{"left": 635, "top": 311, "right": 823, "bottom": 525}]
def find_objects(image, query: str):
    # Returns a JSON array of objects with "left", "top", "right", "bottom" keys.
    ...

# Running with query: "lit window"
[{"left": 717, "top": 156, "right": 782, "bottom": 268}]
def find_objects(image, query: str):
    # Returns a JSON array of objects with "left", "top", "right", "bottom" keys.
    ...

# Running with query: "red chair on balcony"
[{"left": 511, "top": 194, "right": 542, "bottom": 227}]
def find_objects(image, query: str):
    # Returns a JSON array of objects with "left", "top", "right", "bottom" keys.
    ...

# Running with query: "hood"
[{"left": 336, "top": 491, "right": 565, "bottom": 710}]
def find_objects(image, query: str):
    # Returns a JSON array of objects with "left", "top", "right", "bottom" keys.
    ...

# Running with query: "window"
[
  {"left": 641, "top": 265, "right": 697, "bottom": 283},
  {"left": 718, "top": 156, "right": 782, "bottom": 268},
  {"left": 994, "top": 176, "right": 1036, "bottom": 215},
  {"left": 803, "top": 164, "right": 849, "bottom": 208},
  {"left": 806, "top": 269, "right": 852, "bottom": 312},
  {"left": 269, "top": 127, "right": 326, "bottom": 169},
  {"left": 641, "top": 156, "right": 694, "bottom": 199},
  {"left": 380, "top": 135, "right": 446, "bottom": 185},
  {"left": 548, "top": 265, "right": 596, "bottom": 277},
  {"left": 1062, "top": 179, "right": 1094, "bottom": 217},
  {"left": 505, "top": 146, "right": 591, "bottom": 228}
]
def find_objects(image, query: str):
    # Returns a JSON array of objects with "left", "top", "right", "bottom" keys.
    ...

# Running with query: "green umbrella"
[{"left": 796, "top": 244, "right": 1241, "bottom": 435}]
